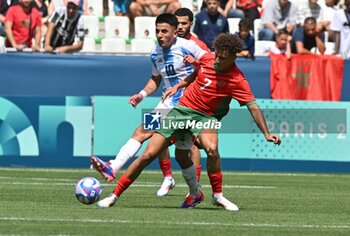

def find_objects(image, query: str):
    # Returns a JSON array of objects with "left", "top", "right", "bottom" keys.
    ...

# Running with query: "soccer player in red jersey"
[{"left": 97, "top": 33, "right": 281, "bottom": 211}]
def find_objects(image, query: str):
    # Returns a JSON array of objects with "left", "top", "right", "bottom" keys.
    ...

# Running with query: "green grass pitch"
[{"left": 0, "top": 168, "right": 349, "bottom": 236}]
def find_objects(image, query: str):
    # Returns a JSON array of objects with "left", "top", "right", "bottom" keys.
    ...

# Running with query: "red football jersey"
[
  {"left": 188, "top": 34, "right": 210, "bottom": 52},
  {"left": 179, "top": 53, "right": 255, "bottom": 120}
]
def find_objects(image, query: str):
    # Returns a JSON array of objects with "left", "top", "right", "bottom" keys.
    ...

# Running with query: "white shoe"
[
  {"left": 156, "top": 177, "right": 175, "bottom": 197},
  {"left": 97, "top": 193, "right": 118, "bottom": 208},
  {"left": 212, "top": 194, "right": 239, "bottom": 211}
]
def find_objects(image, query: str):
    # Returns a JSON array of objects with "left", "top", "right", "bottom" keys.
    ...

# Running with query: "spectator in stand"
[
  {"left": 128, "top": 0, "right": 181, "bottom": 20},
  {"left": 235, "top": 18, "right": 255, "bottom": 58},
  {"left": 291, "top": 16, "right": 325, "bottom": 54},
  {"left": 259, "top": 0, "right": 298, "bottom": 41},
  {"left": 0, "top": 0, "right": 19, "bottom": 36},
  {"left": 32, "top": 0, "right": 48, "bottom": 37},
  {"left": 263, "top": 28, "right": 291, "bottom": 59},
  {"left": 113, "top": 0, "right": 131, "bottom": 16},
  {"left": 47, "top": 0, "right": 67, "bottom": 17},
  {"left": 322, "top": 0, "right": 340, "bottom": 41},
  {"left": 200, "top": 0, "right": 238, "bottom": 18},
  {"left": 194, "top": 0, "right": 229, "bottom": 51},
  {"left": 5, "top": 0, "right": 42, "bottom": 51},
  {"left": 44, "top": 0, "right": 84, "bottom": 53},
  {"left": 231, "top": 0, "right": 263, "bottom": 31},
  {"left": 330, "top": 0, "right": 350, "bottom": 58},
  {"left": 298, "top": 0, "right": 324, "bottom": 25}
]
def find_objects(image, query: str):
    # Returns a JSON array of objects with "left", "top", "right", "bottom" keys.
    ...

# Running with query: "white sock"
[
  {"left": 109, "top": 138, "right": 142, "bottom": 173},
  {"left": 181, "top": 164, "right": 199, "bottom": 197},
  {"left": 213, "top": 193, "right": 223, "bottom": 199}
]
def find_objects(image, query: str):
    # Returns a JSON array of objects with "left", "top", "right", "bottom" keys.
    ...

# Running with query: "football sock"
[
  {"left": 208, "top": 171, "right": 223, "bottom": 195},
  {"left": 196, "top": 164, "right": 202, "bottom": 182},
  {"left": 110, "top": 138, "right": 142, "bottom": 173},
  {"left": 159, "top": 159, "right": 172, "bottom": 177},
  {"left": 113, "top": 175, "right": 134, "bottom": 197},
  {"left": 181, "top": 164, "right": 199, "bottom": 197}
]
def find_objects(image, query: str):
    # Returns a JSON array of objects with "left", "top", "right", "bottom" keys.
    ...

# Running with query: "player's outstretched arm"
[
  {"left": 162, "top": 71, "right": 198, "bottom": 101},
  {"left": 247, "top": 103, "right": 281, "bottom": 145},
  {"left": 129, "top": 75, "right": 162, "bottom": 108}
]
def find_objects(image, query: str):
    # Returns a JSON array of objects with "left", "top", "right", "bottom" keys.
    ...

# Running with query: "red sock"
[
  {"left": 208, "top": 171, "right": 222, "bottom": 194},
  {"left": 196, "top": 164, "right": 202, "bottom": 182},
  {"left": 113, "top": 175, "right": 134, "bottom": 197},
  {"left": 159, "top": 159, "right": 172, "bottom": 177}
]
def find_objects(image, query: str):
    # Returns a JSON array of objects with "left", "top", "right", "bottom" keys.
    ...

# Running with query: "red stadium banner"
[{"left": 270, "top": 54, "right": 344, "bottom": 101}]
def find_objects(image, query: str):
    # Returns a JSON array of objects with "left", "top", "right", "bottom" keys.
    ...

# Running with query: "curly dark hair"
[{"left": 213, "top": 33, "right": 244, "bottom": 55}]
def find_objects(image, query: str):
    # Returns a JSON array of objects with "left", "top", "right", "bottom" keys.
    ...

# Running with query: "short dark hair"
[
  {"left": 304, "top": 16, "right": 316, "bottom": 25},
  {"left": 174, "top": 7, "right": 194, "bottom": 22},
  {"left": 213, "top": 33, "right": 244, "bottom": 54},
  {"left": 277, "top": 28, "right": 289, "bottom": 37},
  {"left": 238, "top": 18, "right": 250, "bottom": 30},
  {"left": 155, "top": 13, "right": 179, "bottom": 29}
]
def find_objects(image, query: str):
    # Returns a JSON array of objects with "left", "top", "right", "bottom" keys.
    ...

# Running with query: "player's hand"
[
  {"left": 162, "top": 87, "right": 177, "bottom": 102},
  {"left": 265, "top": 134, "right": 281, "bottom": 145},
  {"left": 184, "top": 55, "right": 198, "bottom": 65},
  {"left": 128, "top": 94, "right": 144, "bottom": 108}
]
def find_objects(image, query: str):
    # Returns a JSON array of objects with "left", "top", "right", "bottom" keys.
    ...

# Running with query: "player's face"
[
  {"left": 176, "top": 16, "right": 192, "bottom": 38},
  {"left": 156, "top": 23, "right": 177, "bottom": 49},
  {"left": 214, "top": 50, "right": 236, "bottom": 72}
]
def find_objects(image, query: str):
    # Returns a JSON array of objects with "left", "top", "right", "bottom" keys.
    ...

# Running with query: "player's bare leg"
[
  {"left": 157, "top": 148, "right": 175, "bottom": 197},
  {"left": 97, "top": 133, "right": 169, "bottom": 208},
  {"left": 199, "top": 130, "right": 239, "bottom": 211},
  {"left": 91, "top": 124, "right": 154, "bottom": 182}
]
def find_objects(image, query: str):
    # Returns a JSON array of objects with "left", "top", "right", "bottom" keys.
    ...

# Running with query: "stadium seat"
[
  {"left": 178, "top": 0, "right": 193, "bottom": 11},
  {"left": 228, "top": 18, "right": 241, "bottom": 34},
  {"left": 254, "top": 40, "right": 275, "bottom": 56},
  {"left": 108, "top": 0, "right": 114, "bottom": 16},
  {"left": 0, "top": 36, "right": 5, "bottom": 47},
  {"left": 104, "top": 16, "right": 129, "bottom": 39},
  {"left": 81, "top": 37, "right": 96, "bottom": 51},
  {"left": 323, "top": 42, "right": 335, "bottom": 55},
  {"left": 87, "top": 0, "right": 103, "bottom": 17},
  {"left": 82, "top": 15, "right": 100, "bottom": 39},
  {"left": 101, "top": 38, "right": 127, "bottom": 52},
  {"left": 134, "top": 16, "right": 156, "bottom": 39},
  {"left": 254, "top": 19, "right": 262, "bottom": 40},
  {"left": 131, "top": 38, "right": 155, "bottom": 53}
]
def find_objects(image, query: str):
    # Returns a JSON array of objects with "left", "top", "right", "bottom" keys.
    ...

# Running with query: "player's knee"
[
  {"left": 204, "top": 143, "right": 219, "bottom": 157},
  {"left": 140, "top": 150, "right": 156, "bottom": 163}
]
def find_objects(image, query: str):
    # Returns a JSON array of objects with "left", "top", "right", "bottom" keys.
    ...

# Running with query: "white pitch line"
[
  {"left": 0, "top": 181, "right": 275, "bottom": 189},
  {"left": 0, "top": 217, "right": 349, "bottom": 229}
]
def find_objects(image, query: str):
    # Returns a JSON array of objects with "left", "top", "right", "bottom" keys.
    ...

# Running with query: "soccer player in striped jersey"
[
  {"left": 97, "top": 33, "right": 281, "bottom": 210},
  {"left": 91, "top": 13, "right": 207, "bottom": 197}
]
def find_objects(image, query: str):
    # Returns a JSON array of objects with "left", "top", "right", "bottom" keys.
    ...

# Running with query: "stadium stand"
[
  {"left": 87, "top": 0, "right": 103, "bottom": 17},
  {"left": 101, "top": 38, "right": 127, "bottom": 52},
  {"left": 131, "top": 38, "right": 156, "bottom": 53},
  {"left": 228, "top": 18, "right": 241, "bottom": 34},
  {"left": 104, "top": 16, "right": 130, "bottom": 39},
  {"left": 82, "top": 15, "right": 100, "bottom": 39},
  {"left": 134, "top": 16, "right": 157, "bottom": 39}
]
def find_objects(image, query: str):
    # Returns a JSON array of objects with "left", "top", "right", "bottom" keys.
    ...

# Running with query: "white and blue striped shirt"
[{"left": 150, "top": 37, "right": 206, "bottom": 106}]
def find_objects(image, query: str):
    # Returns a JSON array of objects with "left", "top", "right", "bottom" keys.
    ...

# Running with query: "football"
[{"left": 75, "top": 177, "right": 102, "bottom": 204}]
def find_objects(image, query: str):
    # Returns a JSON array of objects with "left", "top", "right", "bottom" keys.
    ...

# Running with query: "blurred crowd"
[{"left": 0, "top": 0, "right": 349, "bottom": 58}]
